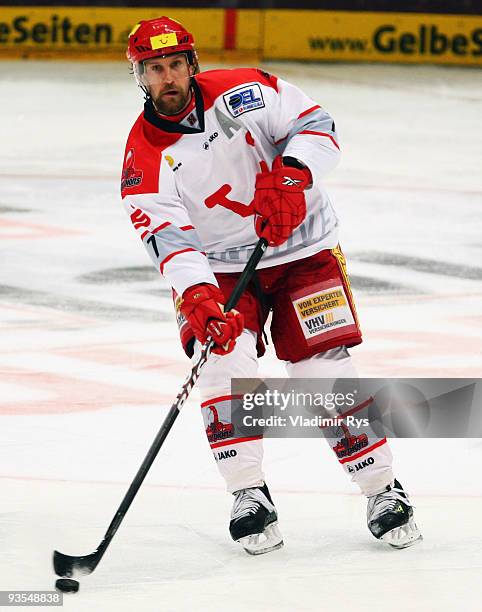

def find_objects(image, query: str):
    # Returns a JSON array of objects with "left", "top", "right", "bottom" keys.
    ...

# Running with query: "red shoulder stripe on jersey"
[
  {"left": 338, "top": 438, "right": 387, "bottom": 464},
  {"left": 152, "top": 221, "right": 171, "bottom": 233},
  {"left": 180, "top": 225, "right": 195, "bottom": 231},
  {"left": 121, "top": 113, "right": 184, "bottom": 198},
  {"left": 258, "top": 69, "right": 278, "bottom": 92},
  {"left": 299, "top": 130, "right": 340, "bottom": 150},
  {"left": 198, "top": 68, "right": 278, "bottom": 110},
  {"left": 298, "top": 104, "right": 321, "bottom": 119},
  {"left": 160, "top": 248, "right": 198, "bottom": 274}
]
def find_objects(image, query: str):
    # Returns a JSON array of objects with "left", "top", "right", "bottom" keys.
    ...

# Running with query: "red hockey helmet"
[{"left": 127, "top": 16, "right": 199, "bottom": 74}]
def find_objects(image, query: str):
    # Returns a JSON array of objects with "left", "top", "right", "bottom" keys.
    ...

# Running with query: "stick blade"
[{"left": 53, "top": 549, "right": 99, "bottom": 577}]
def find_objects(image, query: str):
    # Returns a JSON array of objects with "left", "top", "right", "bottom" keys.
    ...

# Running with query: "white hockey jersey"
[{"left": 121, "top": 68, "right": 341, "bottom": 296}]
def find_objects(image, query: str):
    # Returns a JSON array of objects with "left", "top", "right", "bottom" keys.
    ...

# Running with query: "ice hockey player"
[{"left": 121, "top": 16, "right": 422, "bottom": 554}]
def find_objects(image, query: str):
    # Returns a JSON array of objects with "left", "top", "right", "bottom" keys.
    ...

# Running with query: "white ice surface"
[{"left": 1, "top": 60, "right": 481, "bottom": 611}]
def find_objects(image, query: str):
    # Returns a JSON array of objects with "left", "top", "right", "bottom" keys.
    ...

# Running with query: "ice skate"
[
  {"left": 367, "top": 479, "right": 422, "bottom": 549},
  {"left": 229, "top": 483, "right": 283, "bottom": 555}
]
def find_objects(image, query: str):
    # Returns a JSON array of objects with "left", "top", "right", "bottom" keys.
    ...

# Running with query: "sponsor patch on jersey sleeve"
[
  {"left": 223, "top": 83, "right": 265, "bottom": 118},
  {"left": 120, "top": 141, "right": 162, "bottom": 198},
  {"left": 121, "top": 148, "right": 143, "bottom": 191}
]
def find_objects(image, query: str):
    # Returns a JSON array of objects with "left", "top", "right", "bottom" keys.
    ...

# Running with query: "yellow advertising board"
[
  {"left": 263, "top": 10, "right": 482, "bottom": 65},
  {"left": 0, "top": 7, "right": 225, "bottom": 58},
  {"left": 0, "top": 7, "right": 480, "bottom": 66},
  {"left": 237, "top": 9, "right": 263, "bottom": 53}
]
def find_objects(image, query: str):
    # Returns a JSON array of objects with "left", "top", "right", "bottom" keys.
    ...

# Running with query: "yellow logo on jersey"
[
  {"left": 150, "top": 33, "right": 178, "bottom": 50},
  {"left": 165, "top": 155, "right": 175, "bottom": 168}
]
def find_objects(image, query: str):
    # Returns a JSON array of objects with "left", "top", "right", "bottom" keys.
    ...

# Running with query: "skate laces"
[
  {"left": 368, "top": 483, "right": 412, "bottom": 520},
  {"left": 231, "top": 487, "right": 275, "bottom": 521}
]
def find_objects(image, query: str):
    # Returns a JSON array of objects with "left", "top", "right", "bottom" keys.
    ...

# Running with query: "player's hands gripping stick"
[{"left": 180, "top": 284, "right": 244, "bottom": 355}]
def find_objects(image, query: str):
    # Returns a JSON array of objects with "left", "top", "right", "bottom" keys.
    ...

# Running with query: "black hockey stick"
[{"left": 53, "top": 237, "right": 268, "bottom": 578}]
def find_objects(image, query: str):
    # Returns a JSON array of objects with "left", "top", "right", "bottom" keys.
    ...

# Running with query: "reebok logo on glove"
[
  {"left": 282, "top": 176, "right": 302, "bottom": 187},
  {"left": 252, "top": 156, "right": 311, "bottom": 247}
]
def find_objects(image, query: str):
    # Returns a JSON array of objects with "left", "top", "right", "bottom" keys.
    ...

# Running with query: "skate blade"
[
  {"left": 238, "top": 522, "right": 284, "bottom": 556},
  {"left": 381, "top": 517, "right": 423, "bottom": 549}
]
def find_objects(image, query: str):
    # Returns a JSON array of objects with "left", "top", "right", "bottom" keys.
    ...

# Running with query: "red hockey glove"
[
  {"left": 252, "top": 156, "right": 311, "bottom": 247},
  {"left": 180, "top": 284, "right": 244, "bottom": 355}
]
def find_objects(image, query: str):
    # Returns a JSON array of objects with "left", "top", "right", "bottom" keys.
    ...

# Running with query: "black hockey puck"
[{"left": 55, "top": 578, "right": 79, "bottom": 593}]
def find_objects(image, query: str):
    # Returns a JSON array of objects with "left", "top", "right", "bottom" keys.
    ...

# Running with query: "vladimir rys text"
[
  {"left": 236, "top": 389, "right": 369, "bottom": 433},
  {"left": 242, "top": 414, "right": 369, "bottom": 428},
  {"left": 242, "top": 390, "right": 368, "bottom": 428}
]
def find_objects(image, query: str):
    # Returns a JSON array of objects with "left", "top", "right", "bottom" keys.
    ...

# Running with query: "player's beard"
[{"left": 152, "top": 84, "right": 192, "bottom": 116}]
